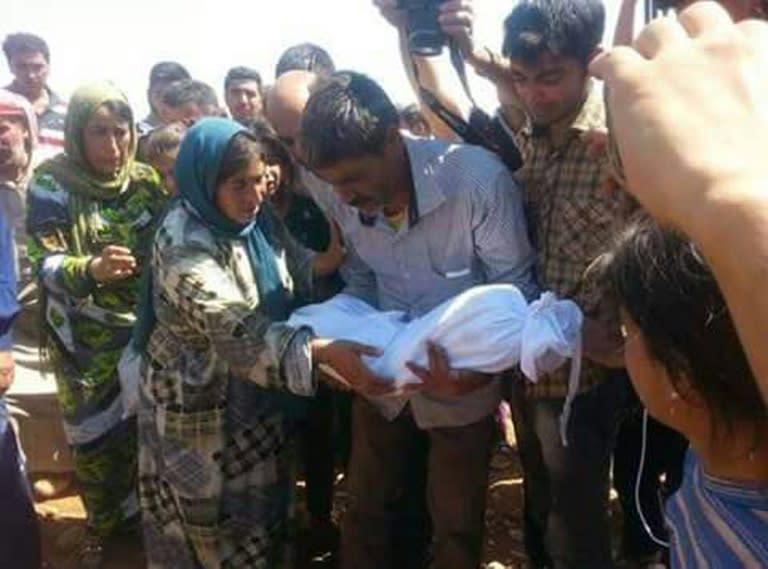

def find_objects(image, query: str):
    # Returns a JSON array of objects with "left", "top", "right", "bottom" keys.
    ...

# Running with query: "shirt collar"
[{"left": 403, "top": 135, "right": 447, "bottom": 221}]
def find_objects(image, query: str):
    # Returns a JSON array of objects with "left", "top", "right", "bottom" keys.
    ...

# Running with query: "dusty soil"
[{"left": 35, "top": 446, "right": 534, "bottom": 569}]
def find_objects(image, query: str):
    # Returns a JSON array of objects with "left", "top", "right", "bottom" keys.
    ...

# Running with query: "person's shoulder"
[
  {"left": 412, "top": 136, "right": 507, "bottom": 172},
  {"left": 155, "top": 202, "right": 219, "bottom": 258},
  {"left": 47, "top": 89, "right": 68, "bottom": 115},
  {"left": 413, "top": 137, "right": 512, "bottom": 199},
  {"left": 28, "top": 161, "right": 68, "bottom": 198}
]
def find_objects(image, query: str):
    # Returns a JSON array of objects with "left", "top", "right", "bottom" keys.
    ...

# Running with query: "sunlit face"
[
  {"left": 148, "top": 150, "right": 178, "bottom": 195},
  {"left": 82, "top": 105, "right": 132, "bottom": 177},
  {"left": 9, "top": 51, "right": 49, "bottom": 96},
  {"left": 225, "top": 80, "right": 263, "bottom": 123},
  {"left": 503, "top": 53, "right": 590, "bottom": 127},
  {"left": 214, "top": 154, "right": 269, "bottom": 225},
  {"left": 0, "top": 115, "right": 29, "bottom": 172}
]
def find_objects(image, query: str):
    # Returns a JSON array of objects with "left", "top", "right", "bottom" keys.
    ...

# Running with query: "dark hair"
[
  {"left": 139, "top": 121, "right": 187, "bottom": 162},
  {"left": 224, "top": 66, "right": 263, "bottom": 94},
  {"left": 162, "top": 79, "right": 219, "bottom": 111},
  {"left": 275, "top": 43, "right": 335, "bottom": 78},
  {"left": 215, "top": 132, "right": 265, "bottom": 187},
  {"left": 502, "top": 0, "right": 605, "bottom": 65},
  {"left": 600, "top": 217, "right": 766, "bottom": 440},
  {"left": 301, "top": 71, "right": 399, "bottom": 170},
  {"left": 244, "top": 117, "right": 296, "bottom": 190},
  {"left": 3, "top": 33, "right": 50, "bottom": 63},
  {"left": 149, "top": 61, "right": 190, "bottom": 88}
]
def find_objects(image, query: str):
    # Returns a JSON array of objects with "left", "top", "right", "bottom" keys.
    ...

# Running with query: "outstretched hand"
[{"left": 406, "top": 341, "right": 493, "bottom": 398}]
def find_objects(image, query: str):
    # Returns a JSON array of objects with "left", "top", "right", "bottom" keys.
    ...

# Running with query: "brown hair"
[{"left": 140, "top": 121, "right": 187, "bottom": 162}]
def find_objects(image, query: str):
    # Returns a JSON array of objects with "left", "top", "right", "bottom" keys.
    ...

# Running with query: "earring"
[{"left": 668, "top": 391, "right": 679, "bottom": 416}]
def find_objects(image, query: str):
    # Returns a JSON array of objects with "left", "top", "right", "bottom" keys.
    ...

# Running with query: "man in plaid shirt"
[{"left": 374, "top": 0, "right": 635, "bottom": 566}]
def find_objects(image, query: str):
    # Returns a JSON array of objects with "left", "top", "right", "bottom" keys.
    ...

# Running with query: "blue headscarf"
[
  {"left": 133, "top": 118, "right": 308, "bottom": 422},
  {"left": 175, "top": 117, "right": 289, "bottom": 321},
  {"left": 133, "top": 118, "right": 288, "bottom": 350}
]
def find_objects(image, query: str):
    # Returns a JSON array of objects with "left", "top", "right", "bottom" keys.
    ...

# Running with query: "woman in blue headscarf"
[{"left": 136, "top": 118, "right": 354, "bottom": 569}]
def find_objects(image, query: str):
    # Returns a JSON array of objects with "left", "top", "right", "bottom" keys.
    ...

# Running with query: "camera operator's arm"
[
  {"left": 374, "top": 0, "right": 470, "bottom": 139},
  {"left": 614, "top": 0, "right": 640, "bottom": 46},
  {"left": 438, "top": 0, "right": 527, "bottom": 131}
]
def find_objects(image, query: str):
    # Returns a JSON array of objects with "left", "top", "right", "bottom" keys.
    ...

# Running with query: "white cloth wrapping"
[{"left": 287, "top": 285, "right": 584, "bottom": 439}]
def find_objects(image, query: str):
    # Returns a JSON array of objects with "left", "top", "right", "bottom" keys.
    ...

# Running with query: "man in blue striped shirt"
[{"left": 298, "top": 71, "right": 537, "bottom": 569}]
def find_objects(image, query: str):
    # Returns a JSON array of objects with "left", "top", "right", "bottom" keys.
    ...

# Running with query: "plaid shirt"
[{"left": 506, "top": 86, "right": 628, "bottom": 399}]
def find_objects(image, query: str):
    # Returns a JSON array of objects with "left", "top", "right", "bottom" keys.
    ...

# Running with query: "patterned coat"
[{"left": 139, "top": 200, "right": 317, "bottom": 569}]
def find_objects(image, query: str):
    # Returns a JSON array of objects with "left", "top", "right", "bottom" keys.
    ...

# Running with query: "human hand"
[
  {"left": 438, "top": 0, "right": 476, "bottom": 56},
  {"left": 590, "top": 2, "right": 768, "bottom": 233},
  {"left": 373, "top": 0, "right": 406, "bottom": 28},
  {"left": 406, "top": 341, "right": 493, "bottom": 397},
  {"left": 0, "top": 351, "right": 15, "bottom": 395},
  {"left": 311, "top": 339, "right": 410, "bottom": 397},
  {"left": 88, "top": 245, "right": 137, "bottom": 282}
]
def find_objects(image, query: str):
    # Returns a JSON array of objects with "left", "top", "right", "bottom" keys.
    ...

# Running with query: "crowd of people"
[{"left": 0, "top": 1, "right": 766, "bottom": 568}]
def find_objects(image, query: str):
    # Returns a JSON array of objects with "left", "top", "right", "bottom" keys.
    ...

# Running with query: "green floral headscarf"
[{"left": 36, "top": 81, "right": 138, "bottom": 199}]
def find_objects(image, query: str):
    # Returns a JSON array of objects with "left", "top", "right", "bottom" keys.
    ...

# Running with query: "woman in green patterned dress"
[{"left": 26, "top": 82, "right": 167, "bottom": 566}]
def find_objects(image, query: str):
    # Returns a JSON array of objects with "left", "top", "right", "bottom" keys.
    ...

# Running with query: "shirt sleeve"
[
  {"left": 156, "top": 242, "right": 317, "bottom": 396},
  {"left": 472, "top": 166, "right": 539, "bottom": 302},
  {"left": 26, "top": 174, "right": 96, "bottom": 299},
  {"left": 0, "top": 213, "right": 19, "bottom": 349}
]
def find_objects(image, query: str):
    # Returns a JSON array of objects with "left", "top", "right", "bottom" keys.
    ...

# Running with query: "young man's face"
[
  {"left": 8, "top": 51, "right": 49, "bottom": 97},
  {"left": 504, "top": 52, "right": 590, "bottom": 128},
  {"left": 0, "top": 115, "right": 30, "bottom": 173},
  {"left": 225, "top": 80, "right": 263, "bottom": 123}
]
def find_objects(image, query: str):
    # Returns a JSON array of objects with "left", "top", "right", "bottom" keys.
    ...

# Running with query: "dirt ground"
[{"left": 34, "top": 446, "right": 536, "bottom": 569}]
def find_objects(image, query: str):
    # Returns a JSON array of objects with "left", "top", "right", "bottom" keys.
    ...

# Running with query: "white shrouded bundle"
[
  {"left": 288, "top": 284, "right": 584, "bottom": 444},
  {"left": 288, "top": 284, "right": 583, "bottom": 389}
]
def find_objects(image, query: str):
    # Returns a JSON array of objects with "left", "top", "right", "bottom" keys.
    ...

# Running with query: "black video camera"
[{"left": 400, "top": 0, "right": 448, "bottom": 56}]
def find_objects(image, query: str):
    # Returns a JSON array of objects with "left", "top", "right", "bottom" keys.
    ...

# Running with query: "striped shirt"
[
  {"left": 666, "top": 450, "right": 768, "bottom": 568},
  {"left": 305, "top": 135, "right": 537, "bottom": 428},
  {"left": 501, "top": 85, "right": 630, "bottom": 399},
  {"left": 35, "top": 89, "right": 67, "bottom": 165}
]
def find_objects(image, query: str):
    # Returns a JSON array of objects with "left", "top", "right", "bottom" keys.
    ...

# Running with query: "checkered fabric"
[{"left": 510, "top": 86, "right": 631, "bottom": 398}]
